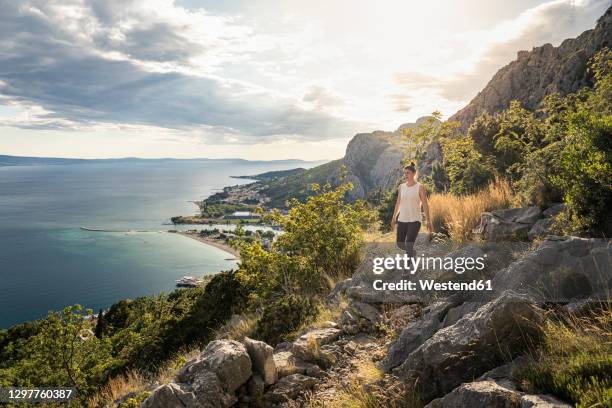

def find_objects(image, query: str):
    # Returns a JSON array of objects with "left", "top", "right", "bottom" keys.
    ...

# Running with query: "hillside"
[
  {"left": 206, "top": 117, "right": 436, "bottom": 208},
  {"left": 450, "top": 5, "right": 612, "bottom": 129}
]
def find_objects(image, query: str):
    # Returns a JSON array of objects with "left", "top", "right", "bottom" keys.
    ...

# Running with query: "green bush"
[
  {"left": 441, "top": 136, "right": 496, "bottom": 195},
  {"left": 254, "top": 295, "right": 319, "bottom": 345}
]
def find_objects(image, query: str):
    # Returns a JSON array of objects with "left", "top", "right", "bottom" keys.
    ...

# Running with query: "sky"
[{"left": 0, "top": 0, "right": 609, "bottom": 160}]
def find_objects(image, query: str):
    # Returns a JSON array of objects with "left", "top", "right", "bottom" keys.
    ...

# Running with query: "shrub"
[
  {"left": 552, "top": 111, "right": 612, "bottom": 236},
  {"left": 441, "top": 136, "right": 496, "bottom": 195},
  {"left": 516, "top": 308, "right": 612, "bottom": 407},
  {"left": 254, "top": 295, "right": 319, "bottom": 345}
]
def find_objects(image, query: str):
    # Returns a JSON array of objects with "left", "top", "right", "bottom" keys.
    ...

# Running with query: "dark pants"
[{"left": 396, "top": 221, "right": 421, "bottom": 257}]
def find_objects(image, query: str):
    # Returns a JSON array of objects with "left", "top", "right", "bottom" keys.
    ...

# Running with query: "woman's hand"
[{"left": 391, "top": 218, "right": 397, "bottom": 231}]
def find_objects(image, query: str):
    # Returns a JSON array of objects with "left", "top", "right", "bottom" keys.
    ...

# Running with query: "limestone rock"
[
  {"left": 179, "top": 340, "right": 252, "bottom": 394},
  {"left": 383, "top": 302, "right": 452, "bottom": 371},
  {"left": 243, "top": 337, "right": 277, "bottom": 385},
  {"left": 491, "top": 236, "right": 612, "bottom": 301},
  {"left": 264, "top": 374, "right": 317, "bottom": 404},
  {"left": 393, "top": 292, "right": 543, "bottom": 401},
  {"left": 449, "top": 7, "right": 612, "bottom": 130},
  {"left": 292, "top": 328, "right": 342, "bottom": 361},
  {"left": 143, "top": 383, "right": 199, "bottom": 408},
  {"left": 475, "top": 207, "right": 542, "bottom": 241},
  {"left": 424, "top": 380, "right": 521, "bottom": 408},
  {"left": 273, "top": 350, "right": 309, "bottom": 378}
]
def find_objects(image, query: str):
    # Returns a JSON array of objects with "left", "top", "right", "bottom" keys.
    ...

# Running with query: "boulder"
[
  {"left": 179, "top": 340, "right": 252, "bottom": 393},
  {"left": 340, "top": 301, "right": 382, "bottom": 334},
  {"left": 327, "top": 278, "right": 353, "bottom": 302},
  {"left": 273, "top": 350, "right": 309, "bottom": 378},
  {"left": 425, "top": 380, "right": 572, "bottom": 408},
  {"left": 542, "top": 203, "right": 565, "bottom": 218},
  {"left": 424, "top": 380, "right": 521, "bottom": 408},
  {"left": 143, "top": 383, "right": 199, "bottom": 408},
  {"left": 491, "top": 236, "right": 612, "bottom": 302},
  {"left": 382, "top": 302, "right": 452, "bottom": 371},
  {"left": 520, "top": 394, "right": 573, "bottom": 407},
  {"left": 393, "top": 292, "right": 543, "bottom": 401},
  {"left": 475, "top": 207, "right": 542, "bottom": 241},
  {"left": 243, "top": 337, "right": 277, "bottom": 385},
  {"left": 264, "top": 374, "right": 317, "bottom": 404},
  {"left": 292, "top": 327, "right": 341, "bottom": 361},
  {"left": 528, "top": 218, "right": 554, "bottom": 240}
]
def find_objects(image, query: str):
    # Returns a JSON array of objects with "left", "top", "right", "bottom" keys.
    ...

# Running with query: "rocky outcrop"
[
  {"left": 474, "top": 206, "right": 543, "bottom": 241},
  {"left": 450, "top": 6, "right": 612, "bottom": 130},
  {"left": 243, "top": 337, "right": 277, "bottom": 385},
  {"left": 392, "top": 292, "right": 543, "bottom": 401},
  {"left": 425, "top": 380, "right": 572, "bottom": 408},
  {"left": 264, "top": 374, "right": 317, "bottom": 404},
  {"left": 340, "top": 301, "right": 383, "bottom": 334},
  {"left": 491, "top": 236, "right": 612, "bottom": 302},
  {"left": 144, "top": 340, "right": 252, "bottom": 408}
]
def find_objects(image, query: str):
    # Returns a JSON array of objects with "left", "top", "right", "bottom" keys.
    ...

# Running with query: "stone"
[
  {"left": 424, "top": 380, "right": 521, "bottom": 408},
  {"left": 491, "top": 236, "right": 612, "bottom": 302},
  {"left": 178, "top": 340, "right": 252, "bottom": 395},
  {"left": 243, "top": 337, "right": 277, "bottom": 385},
  {"left": 292, "top": 327, "right": 341, "bottom": 361},
  {"left": 542, "top": 203, "right": 566, "bottom": 218},
  {"left": 474, "top": 207, "right": 542, "bottom": 241},
  {"left": 520, "top": 394, "right": 573, "bottom": 407},
  {"left": 143, "top": 383, "right": 199, "bottom": 408},
  {"left": 382, "top": 302, "right": 452, "bottom": 371},
  {"left": 264, "top": 374, "right": 317, "bottom": 404},
  {"left": 528, "top": 218, "right": 554, "bottom": 240},
  {"left": 393, "top": 292, "right": 543, "bottom": 401},
  {"left": 273, "top": 350, "right": 309, "bottom": 378}
]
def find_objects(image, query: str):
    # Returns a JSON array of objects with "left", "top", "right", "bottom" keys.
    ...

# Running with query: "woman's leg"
[
  {"left": 396, "top": 221, "right": 409, "bottom": 252},
  {"left": 404, "top": 221, "right": 421, "bottom": 257}
]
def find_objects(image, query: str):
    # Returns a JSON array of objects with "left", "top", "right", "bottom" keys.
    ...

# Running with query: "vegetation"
[
  {"left": 0, "top": 271, "right": 247, "bottom": 405},
  {"left": 516, "top": 306, "right": 612, "bottom": 407},
  {"left": 237, "top": 181, "right": 375, "bottom": 344},
  {"left": 428, "top": 179, "right": 514, "bottom": 241},
  {"left": 379, "top": 49, "right": 611, "bottom": 237}
]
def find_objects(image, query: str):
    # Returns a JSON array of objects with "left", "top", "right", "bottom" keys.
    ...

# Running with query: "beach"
[{"left": 175, "top": 231, "right": 240, "bottom": 258}]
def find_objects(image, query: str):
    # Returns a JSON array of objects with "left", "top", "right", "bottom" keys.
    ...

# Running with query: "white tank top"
[{"left": 398, "top": 182, "right": 422, "bottom": 222}]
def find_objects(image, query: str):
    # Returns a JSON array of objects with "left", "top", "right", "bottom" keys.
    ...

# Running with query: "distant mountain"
[
  {"left": 450, "top": 5, "right": 612, "bottom": 130},
  {"left": 0, "top": 155, "right": 314, "bottom": 167},
  {"left": 232, "top": 167, "right": 307, "bottom": 181},
  {"left": 215, "top": 117, "right": 439, "bottom": 207}
]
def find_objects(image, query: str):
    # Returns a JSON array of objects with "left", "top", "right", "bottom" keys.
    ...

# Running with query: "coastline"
[{"left": 175, "top": 231, "right": 240, "bottom": 258}]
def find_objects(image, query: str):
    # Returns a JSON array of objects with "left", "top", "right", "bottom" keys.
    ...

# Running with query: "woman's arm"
[
  {"left": 391, "top": 186, "right": 401, "bottom": 230},
  {"left": 419, "top": 185, "right": 432, "bottom": 232}
]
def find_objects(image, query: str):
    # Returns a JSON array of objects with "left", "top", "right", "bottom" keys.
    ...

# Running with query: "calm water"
[{"left": 0, "top": 159, "right": 306, "bottom": 328}]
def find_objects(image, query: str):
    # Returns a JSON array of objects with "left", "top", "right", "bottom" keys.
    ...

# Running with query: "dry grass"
[
  {"left": 516, "top": 304, "right": 612, "bottom": 408},
  {"left": 429, "top": 178, "right": 514, "bottom": 241},
  {"left": 87, "top": 347, "right": 201, "bottom": 407},
  {"left": 87, "top": 370, "right": 148, "bottom": 407},
  {"left": 214, "top": 313, "right": 259, "bottom": 341},
  {"left": 305, "top": 374, "right": 422, "bottom": 408},
  {"left": 285, "top": 297, "right": 348, "bottom": 341}
]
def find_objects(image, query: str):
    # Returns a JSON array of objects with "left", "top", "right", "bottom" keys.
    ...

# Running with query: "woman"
[{"left": 391, "top": 162, "right": 432, "bottom": 257}]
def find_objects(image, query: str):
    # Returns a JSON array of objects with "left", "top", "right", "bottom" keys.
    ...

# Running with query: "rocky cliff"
[{"left": 450, "top": 5, "right": 612, "bottom": 130}]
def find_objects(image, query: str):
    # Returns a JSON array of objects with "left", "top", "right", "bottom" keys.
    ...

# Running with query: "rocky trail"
[{"left": 140, "top": 203, "right": 611, "bottom": 407}]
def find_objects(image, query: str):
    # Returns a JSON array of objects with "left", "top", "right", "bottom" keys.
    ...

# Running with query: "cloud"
[
  {"left": 393, "top": 0, "right": 610, "bottom": 105},
  {"left": 0, "top": 0, "right": 360, "bottom": 142}
]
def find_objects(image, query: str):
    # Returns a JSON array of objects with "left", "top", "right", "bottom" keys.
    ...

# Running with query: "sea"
[{"left": 0, "top": 159, "right": 311, "bottom": 328}]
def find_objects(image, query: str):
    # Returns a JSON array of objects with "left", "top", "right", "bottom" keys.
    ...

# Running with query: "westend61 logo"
[{"left": 370, "top": 253, "right": 493, "bottom": 292}]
